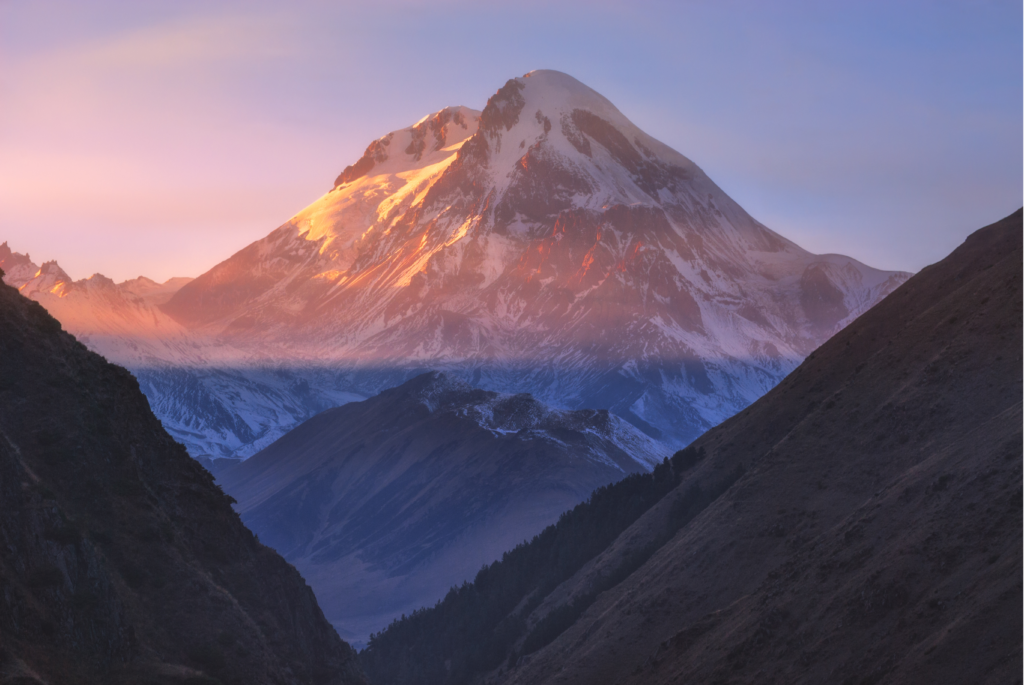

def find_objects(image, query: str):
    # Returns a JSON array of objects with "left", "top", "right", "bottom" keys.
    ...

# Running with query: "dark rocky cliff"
[{"left": 0, "top": 275, "right": 365, "bottom": 684}]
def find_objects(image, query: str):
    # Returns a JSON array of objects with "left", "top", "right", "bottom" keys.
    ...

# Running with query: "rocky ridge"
[{"left": 0, "top": 243, "right": 364, "bottom": 461}]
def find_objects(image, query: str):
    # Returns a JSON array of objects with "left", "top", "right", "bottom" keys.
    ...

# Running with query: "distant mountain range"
[
  {"left": 0, "top": 242, "right": 363, "bottom": 461},
  {"left": 1, "top": 71, "right": 909, "bottom": 461},
  {"left": 218, "top": 371, "right": 665, "bottom": 644},
  {"left": 361, "top": 210, "right": 1023, "bottom": 685}
]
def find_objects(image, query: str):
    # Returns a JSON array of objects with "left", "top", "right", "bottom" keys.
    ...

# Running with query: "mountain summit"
[
  {"left": 10, "top": 72, "right": 910, "bottom": 453},
  {"left": 158, "top": 70, "right": 909, "bottom": 447}
]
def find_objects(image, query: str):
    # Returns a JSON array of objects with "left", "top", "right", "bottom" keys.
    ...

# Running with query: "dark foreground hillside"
[
  {"left": 0, "top": 277, "right": 365, "bottom": 684},
  {"left": 364, "top": 210, "right": 1023, "bottom": 685}
]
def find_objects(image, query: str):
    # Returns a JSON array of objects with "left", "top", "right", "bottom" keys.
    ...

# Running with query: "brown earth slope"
[
  {"left": 0, "top": 277, "right": 365, "bottom": 684},
  {"left": 498, "top": 211, "right": 1022, "bottom": 685}
]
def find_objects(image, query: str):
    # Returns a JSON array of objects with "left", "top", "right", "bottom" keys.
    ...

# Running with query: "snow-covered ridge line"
[{"left": 414, "top": 371, "right": 665, "bottom": 470}]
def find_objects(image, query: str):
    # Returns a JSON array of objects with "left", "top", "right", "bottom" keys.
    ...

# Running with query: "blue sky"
[{"left": 0, "top": 0, "right": 1020, "bottom": 281}]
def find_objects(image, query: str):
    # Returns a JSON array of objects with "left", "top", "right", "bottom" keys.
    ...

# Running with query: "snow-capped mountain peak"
[
  {"left": 152, "top": 71, "right": 911, "bottom": 449},
  {"left": 471, "top": 70, "right": 703, "bottom": 201},
  {"left": 17, "top": 260, "right": 72, "bottom": 298},
  {"left": 7, "top": 71, "right": 911, "bottom": 456}
]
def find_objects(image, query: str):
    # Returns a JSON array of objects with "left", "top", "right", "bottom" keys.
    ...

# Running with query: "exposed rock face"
[
  {"left": 363, "top": 210, "right": 1022, "bottom": 685},
  {"left": 0, "top": 241, "right": 39, "bottom": 286},
  {"left": 217, "top": 371, "right": 666, "bottom": 645},
  {"left": 0, "top": 277, "right": 365, "bottom": 684}
]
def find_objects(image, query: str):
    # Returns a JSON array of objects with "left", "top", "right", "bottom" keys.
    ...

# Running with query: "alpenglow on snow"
[{"left": 3, "top": 71, "right": 911, "bottom": 459}]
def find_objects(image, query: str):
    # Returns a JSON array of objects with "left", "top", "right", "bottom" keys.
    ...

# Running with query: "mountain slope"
[
  {"left": 217, "top": 372, "right": 666, "bottom": 645},
  {"left": 363, "top": 209, "right": 1022, "bottom": 685},
  {"left": 154, "top": 69, "right": 908, "bottom": 451},
  {"left": 500, "top": 210, "right": 1023, "bottom": 685},
  {"left": 0, "top": 273, "right": 365, "bottom": 684}
]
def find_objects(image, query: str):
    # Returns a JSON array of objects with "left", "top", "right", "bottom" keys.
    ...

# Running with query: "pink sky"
[{"left": 1, "top": 1, "right": 1020, "bottom": 282}]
